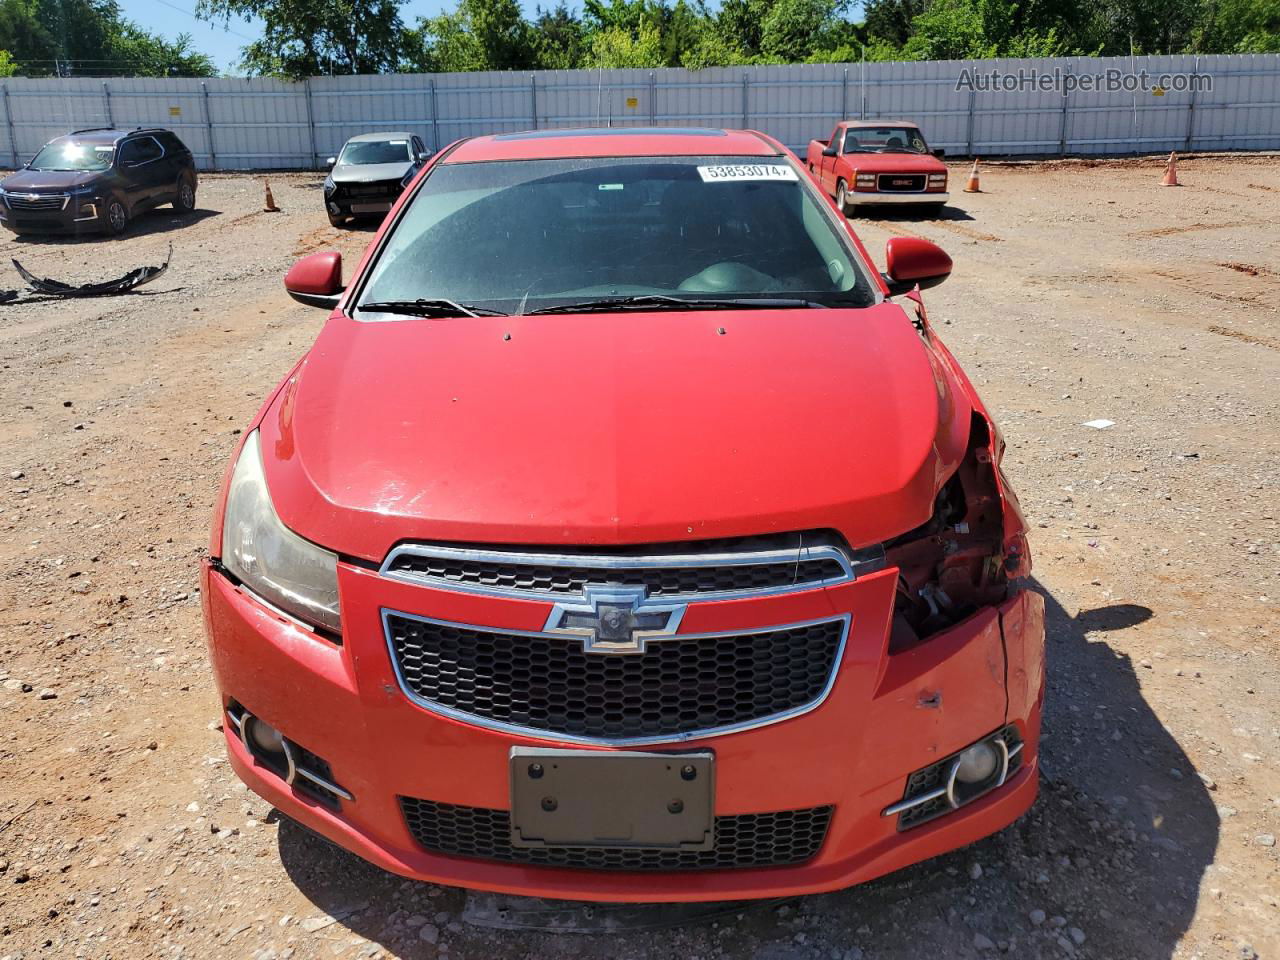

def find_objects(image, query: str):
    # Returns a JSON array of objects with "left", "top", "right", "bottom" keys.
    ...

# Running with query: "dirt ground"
[{"left": 0, "top": 154, "right": 1277, "bottom": 960}]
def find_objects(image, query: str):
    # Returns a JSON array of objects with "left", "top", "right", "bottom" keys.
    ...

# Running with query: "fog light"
[
  {"left": 247, "top": 716, "right": 286, "bottom": 756},
  {"left": 954, "top": 741, "right": 999, "bottom": 783},
  {"left": 327, "top": 201, "right": 340, "bottom": 214}
]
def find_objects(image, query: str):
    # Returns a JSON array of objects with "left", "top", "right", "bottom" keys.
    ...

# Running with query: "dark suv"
[{"left": 0, "top": 127, "right": 198, "bottom": 236}]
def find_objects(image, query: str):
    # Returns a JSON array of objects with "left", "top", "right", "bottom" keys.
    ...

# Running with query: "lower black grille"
[
  {"left": 385, "top": 614, "right": 846, "bottom": 740},
  {"left": 336, "top": 179, "right": 399, "bottom": 199},
  {"left": 400, "top": 797, "right": 833, "bottom": 871},
  {"left": 877, "top": 174, "right": 926, "bottom": 192}
]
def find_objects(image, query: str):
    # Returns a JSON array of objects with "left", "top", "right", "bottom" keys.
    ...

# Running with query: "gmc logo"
[{"left": 891, "top": 178, "right": 914, "bottom": 186}]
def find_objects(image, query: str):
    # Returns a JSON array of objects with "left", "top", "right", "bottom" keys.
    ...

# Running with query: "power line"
[{"left": 148, "top": 0, "right": 259, "bottom": 43}]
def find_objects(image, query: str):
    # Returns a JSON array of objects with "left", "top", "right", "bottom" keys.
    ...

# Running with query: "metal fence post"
[
  {"left": 430, "top": 78, "right": 440, "bottom": 152},
  {"left": 530, "top": 74, "right": 538, "bottom": 129},
  {"left": 741, "top": 72, "right": 749, "bottom": 128},
  {"left": 3, "top": 85, "right": 17, "bottom": 166},
  {"left": 649, "top": 71, "right": 656, "bottom": 125},
  {"left": 201, "top": 81, "right": 217, "bottom": 171},
  {"left": 1059, "top": 66, "right": 1071, "bottom": 156},
  {"left": 102, "top": 81, "right": 113, "bottom": 127},
  {"left": 303, "top": 77, "right": 318, "bottom": 169},
  {"left": 841, "top": 67, "right": 848, "bottom": 119},
  {"left": 966, "top": 89, "right": 976, "bottom": 156},
  {"left": 1184, "top": 55, "right": 1199, "bottom": 151}
]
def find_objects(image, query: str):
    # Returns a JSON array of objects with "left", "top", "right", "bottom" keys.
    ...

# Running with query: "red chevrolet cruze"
[{"left": 201, "top": 127, "right": 1044, "bottom": 902}]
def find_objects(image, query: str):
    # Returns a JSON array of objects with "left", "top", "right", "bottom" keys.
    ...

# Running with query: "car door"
[
  {"left": 116, "top": 136, "right": 165, "bottom": 209},
  {"left": 821, "top": 126, "right": 842, "bottom": 193}
]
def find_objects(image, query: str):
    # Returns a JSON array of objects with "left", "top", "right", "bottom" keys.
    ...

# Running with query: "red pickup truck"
[{"left": 807, "top": 120, "right": 949, "bottom": 215}]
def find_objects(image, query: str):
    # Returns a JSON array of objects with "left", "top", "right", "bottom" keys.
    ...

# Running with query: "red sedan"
[{"left": 201, "top": 127, "right": 1044, "bottom": 902}]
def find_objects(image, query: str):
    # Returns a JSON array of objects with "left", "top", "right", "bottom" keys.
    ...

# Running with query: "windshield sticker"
[
  {"left": 389, "top": 139, "right": 408, "bottom": 145},
  {"left": 598, "top": 183, "right": 624, "bottom": 190},
  {"left": 696, "top": 164, "right": 798, "bottom": 183}
]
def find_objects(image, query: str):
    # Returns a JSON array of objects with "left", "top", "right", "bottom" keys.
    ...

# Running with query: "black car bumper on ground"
[{"left": 0, "top": 191, "right": 108, "bottom": 233}]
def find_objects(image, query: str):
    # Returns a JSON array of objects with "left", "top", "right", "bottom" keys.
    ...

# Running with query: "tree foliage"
[
  {"left": 0, "top": 0, "right": 215, "bottom": 76},
  {"left": 196, "top": 0, "right": 406, "bottom": 78}
]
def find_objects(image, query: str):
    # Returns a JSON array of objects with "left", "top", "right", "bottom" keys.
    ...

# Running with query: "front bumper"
[
  {"left": 847, "top": 191, "right": 950, "bottom": 206},
  {"left": 0, "top": 198, "right": 106, "bottom": 233},
  {"left": 201, "top": 560, "right": 1044, "bottom": 902}
]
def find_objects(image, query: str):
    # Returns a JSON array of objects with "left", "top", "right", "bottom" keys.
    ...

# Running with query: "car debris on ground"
[{"left": 10, "top": 244, "right": 171, "bottom": 298}]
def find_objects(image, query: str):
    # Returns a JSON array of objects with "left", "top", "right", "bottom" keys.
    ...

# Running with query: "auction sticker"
[{"left": 697, "top": 164, "right": 798, "bottom": 183}]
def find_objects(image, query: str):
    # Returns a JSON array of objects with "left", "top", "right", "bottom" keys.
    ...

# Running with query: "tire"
[
  {"left": 922, "top": 202, "right": 946, "bottom": 218},
  {"left": 173, "top": 176, "right": 196, "bottom": 213},
  {"left": 835, "top": 179, "right": 854, "bottom": 217},
  {"left": 105, "top": 199, "right": 129, "bottom": 236}
]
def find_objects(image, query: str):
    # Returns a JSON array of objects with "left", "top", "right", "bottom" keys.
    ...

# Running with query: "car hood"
[
  {"left": 331, "top": 162, "right": 412, "bottom": 183},
  {"left": 259, "top": 303, "right": 973, "bottom": 562},
  {"left": 1, "top": 169, "right": 103, "bottom": 191},
  {"left": 842, "top": 153, "right": 946, "bottom": 174}
]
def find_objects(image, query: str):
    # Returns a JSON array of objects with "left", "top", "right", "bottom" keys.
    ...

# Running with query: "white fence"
[{"left": 1, "top": 54, "right": 1277, "bottom": 170}]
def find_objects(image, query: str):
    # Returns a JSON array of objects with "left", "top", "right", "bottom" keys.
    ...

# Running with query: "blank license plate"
[
  {"left": 350, "top": 201, "right": 392, "bottom": 213},
  {"left": 509, "top": 747, "right": 714, "bottom": 850}
]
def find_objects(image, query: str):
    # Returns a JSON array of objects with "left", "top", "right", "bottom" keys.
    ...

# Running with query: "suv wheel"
[
  {"left": 106, "top": 200, "right": 129, "bottom": 236},
  {"left": 174, "top": 178, "right": 196, "bottom": 213}
]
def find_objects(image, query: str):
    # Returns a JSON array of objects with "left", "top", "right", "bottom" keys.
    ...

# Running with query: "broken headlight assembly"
[
  {"left": 220, "top": 430, "right": 342, "bottom": 633},
  {"left": 886, "top": 413, "right": 1024, "bottom": 651}
]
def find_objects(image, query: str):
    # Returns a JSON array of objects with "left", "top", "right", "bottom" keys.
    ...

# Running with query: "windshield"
[
  {"left": 843, "top": 127, "right": 929, "bottom": 154},
  {"left": 357, "top": 155, "right": 874, "bottom": 314},
  {"left": 339, "top": 139, "right": 411, "bottom": 165},
  {"left": 29, "top": 141, "right": 114, "bottom": 172}
]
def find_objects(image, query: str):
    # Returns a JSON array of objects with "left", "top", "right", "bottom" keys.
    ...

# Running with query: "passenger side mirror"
[
  {"left": 284, "top": 251, "right": 344, "bottom": 309},
  {"left": 882, "top": 236, "right": 952, "bottom": 296},
  {"left": 933, "top": 148, "right": 946, "bottom": 159},
  {"left": 822, "top": 145, "right": 838, "bottom": 157},
  {"left": 325, "top": 156, "right": 337, "bottom": 169},
  {"left": 416, "top": 151, "right": 430, "bottom": 162}
]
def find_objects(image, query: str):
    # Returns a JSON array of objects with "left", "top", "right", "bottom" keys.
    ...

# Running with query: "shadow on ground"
[
  {"left": 8, "top": 207, "right": 219, "bottom": 244},
  {"left": 274, "top": 581, "right": 1218, "bottom": 959}
]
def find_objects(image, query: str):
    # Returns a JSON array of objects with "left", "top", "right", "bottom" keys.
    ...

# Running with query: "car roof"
[
  {"left": 445, "top": 127, "right": 780, "bottom": 163},
  {"left": 55, "top": 128, "right": 168, "bottom": 146},
  {"left": 346, "top": 131, "right": 415, "bottom": 143}
]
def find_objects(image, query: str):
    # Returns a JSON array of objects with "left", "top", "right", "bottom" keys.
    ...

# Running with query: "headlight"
[
  {"left": 323, "top": 176, "right": 335, "bottom": 192},
  {"left": 220, "top": 430, "right": 341, "bottom": 631}
]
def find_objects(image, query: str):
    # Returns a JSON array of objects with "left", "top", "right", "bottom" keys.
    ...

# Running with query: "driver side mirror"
[
  {"left": 882, "top": 236, "right": 952, "bottom": 296},
  {"left": 932, "top": 148, "right": 946, "bottom": 159},
  {"left": 416, "top": 151, "right": 430, "bottom": 162},
  {"left": 285, "top": 251, "right": 344, "bottom": 309},
  {"left": 822, "top": 145, "right": 838, "bottom": 157},
  {"left": 325, "top": 156, "right": 337, "bottom": 169}
]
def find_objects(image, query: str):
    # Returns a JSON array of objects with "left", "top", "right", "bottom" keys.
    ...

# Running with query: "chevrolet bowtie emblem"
[{"left": 544, "top": 585, "right": 686, "bottom": 654}]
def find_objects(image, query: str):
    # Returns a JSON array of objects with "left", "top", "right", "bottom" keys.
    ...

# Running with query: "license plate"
[
  {"left": 350, "top": 201, "right": 392, "bottom": 214},
  {"left": 509, "top": 748, "right": 714, "bottom": 850}
]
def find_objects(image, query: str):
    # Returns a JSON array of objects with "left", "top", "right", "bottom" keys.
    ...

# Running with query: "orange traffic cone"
[
  {"left": 1160, "top": 152, "right": 1180, "bottom": 187},
  {"left": 263, "top": 178, "right": 280, "bottom": 212},
  {"left": 963, "top": 158, "right": 981, "bottom": 193}
]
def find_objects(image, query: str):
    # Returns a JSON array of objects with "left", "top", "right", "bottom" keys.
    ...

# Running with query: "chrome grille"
[
  {"left": 384, "top": 613, "right": 848, "bottom": 744},
  {"left": 5, "top": 192, "right": 68, "bottom": 211},
  {"left": 399, "top": 797, "right": 833, "bottom": 871},
  {"left": 381, "top": 533, "right": 872, "bottom": 600}
]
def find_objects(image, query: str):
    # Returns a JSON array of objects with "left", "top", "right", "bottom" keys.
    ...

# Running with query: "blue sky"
[{"left": 124, "top": 0, "right": 540, "bottom": 73}]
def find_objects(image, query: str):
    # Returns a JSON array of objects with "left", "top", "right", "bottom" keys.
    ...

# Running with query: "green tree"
[
  {"left": 197, "top": 0, "right": 406, "bottom": 78},
  {"left": 760, "top": 0, "right": 847, "bottom": 60},
  {"left": 531, "top": 3, "right": 587, "bottom": 68},
  {"left": 406, "top": 0, "right": 536, "bottom": 71},
  {"left": 0, "top": 48, "right": 16, "bottom": 75}
]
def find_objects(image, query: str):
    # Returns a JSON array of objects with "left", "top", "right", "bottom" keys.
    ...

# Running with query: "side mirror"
[
  {"left": 882, "top": 236, "right": 952, "bottom": 297},
  {"left": 416, "top": 151, "right": 430, "bottom": 162},
  {"left": 822, "top": 145, "right": 838, "bottom": 157},
  {"left": 284, "top": 251, "right": 344, "bottom": 309},
  {"left": 932, "top": 148, "right": 946, "bottom": 159},
  {"left": 325, "top": 156, "right": 337, "bottom": 169}
]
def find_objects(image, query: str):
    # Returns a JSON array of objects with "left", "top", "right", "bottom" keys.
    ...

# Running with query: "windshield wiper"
[
  {"left": 358, "top": 298, "right": 508, "bottom": 318},
  {"left": 527, "top": 295, "right": 831, "bottom": 315}
]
